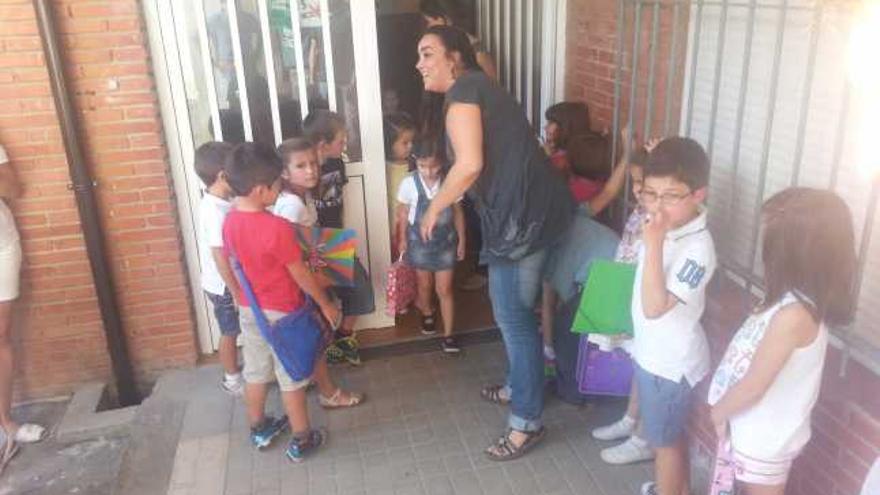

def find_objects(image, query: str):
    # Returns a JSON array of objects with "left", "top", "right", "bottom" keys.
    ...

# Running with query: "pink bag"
[
  {"left": 709, "top": 437, "right": 736, "bottom": 495},
  {"left": 385, "top": 254, "right": 416, "bottom": 316}
]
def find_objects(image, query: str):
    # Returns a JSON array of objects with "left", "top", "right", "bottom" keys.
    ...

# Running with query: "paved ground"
[
  {"left": 0, "top": 399, "right": 128, "bottom": 495},
  {"left": 157, "top": 342, "right": 656, "bottom": 495}
]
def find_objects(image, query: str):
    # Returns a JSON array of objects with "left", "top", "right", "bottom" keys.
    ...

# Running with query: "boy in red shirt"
[{"left": 223, "top": 143, "right": 364, "bottom": 463}]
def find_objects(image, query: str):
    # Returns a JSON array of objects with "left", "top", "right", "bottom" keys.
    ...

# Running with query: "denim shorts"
[
  {"left": 333, "top": 258, "right": 375, "bottom": 317},
  {"left": 635, "top": 364, "right": 693, "bottom": 447},
  {"left": 205, "top": 289, "right": 241, "bottom": 336}
]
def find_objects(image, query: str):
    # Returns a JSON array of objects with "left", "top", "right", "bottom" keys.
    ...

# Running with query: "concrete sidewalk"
[{"left": 118, "top": 341, "right": 659, "bottom": 495}]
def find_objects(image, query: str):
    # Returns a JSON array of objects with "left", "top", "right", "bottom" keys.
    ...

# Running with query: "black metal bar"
[
  {"left": 33, "top": 0, "right": 140, "bottom": 406},
  {"left": 789, "top": 4, "right": 823, "bottom": 186}
]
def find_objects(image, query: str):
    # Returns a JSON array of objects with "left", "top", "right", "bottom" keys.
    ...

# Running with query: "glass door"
[{"left": 144, "top": 0, "right": 392, "bottom": 352}]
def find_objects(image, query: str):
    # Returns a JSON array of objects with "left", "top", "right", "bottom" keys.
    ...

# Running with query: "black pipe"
[{"left": 33, "top": 0, "right": 140, "bottom": 406}]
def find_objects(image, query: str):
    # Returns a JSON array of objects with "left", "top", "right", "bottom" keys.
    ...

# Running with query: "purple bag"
[{"left": 576, "top": 337, "right": 634, "bottom": 397}]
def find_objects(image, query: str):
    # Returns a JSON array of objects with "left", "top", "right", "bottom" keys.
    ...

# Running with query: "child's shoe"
[
  {"left": 600, "top": 435, "right": 654, "bottom": 465},
  {"left": 285, "top": 428, "right": 327, "bottom": 463},
  {"left": 334, "top": 335, "right": 361, "bottom": 365},
  {"left": 420, "top": 313, "right": 437, "bottom": 335},
  {"left": 220, "top": 374, "right": 243, "bottom": 396},
  {"left": 640, "top": 482, "right": 658, "bottom": 495},
  {"left": 249, "top": 415, "right": 289, "bottom": 450},
  {"left": 592, "top": 415, "right": 636, "bottom": 441},
  {"left": 441, "top": 336, "right": 461, "bottom": 354}
]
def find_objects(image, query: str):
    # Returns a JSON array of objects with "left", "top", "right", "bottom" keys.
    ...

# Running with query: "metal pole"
[
  {"left": 644, "top": 1, "right": 661, "bottom": 139},
  {"left": 289, "top": 0, "right": 309, "bottom": 120},
  {"left": 611, "top": 0, "right": 626, "bottom": 224},
  {"left": 194, "top": 0, "right": 223, "bottom": 141},
  {"left": 33, "top": 0, "right": 140, "bottom": 406},
  {"left": 663, "top": 1, "right": 681, "bottom": 135},
  {"left": 789, "top": 4, "right": 823, "bottom": 186},
  {"left": 227, "top": 0, "right": 253, "bottom": 141},
  {"left": 724, "top": 0, "right": 757, "bottom": 246},
  {"left": 748, "top": 0, "right": 788, "bottom": 271},
  {"left": 257, "top": 0, "right": 282, "bottom": 145},
  {"left": 705, "top": 0, "right": 729, "bottom": 159},
  {"left": 829, "top": 87, "right": 850, "bottom": 189},
  {"left": 685, "top": 0, "right": 704, "bottom": 136}
]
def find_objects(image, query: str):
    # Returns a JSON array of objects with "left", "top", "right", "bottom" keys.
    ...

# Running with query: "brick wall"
[
  {"left": 0, "top": 0, "right": 197, "bottom": 401},
  {"left": 564, "top": 1, "right": 879, "bottom": 493}
]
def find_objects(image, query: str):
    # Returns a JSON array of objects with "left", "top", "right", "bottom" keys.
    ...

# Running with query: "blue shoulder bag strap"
[{"left": 227, "top": 247, "right": 273, "bottom": 337}]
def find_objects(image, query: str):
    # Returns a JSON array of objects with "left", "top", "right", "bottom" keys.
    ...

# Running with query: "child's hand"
[
  {"left": 645, "top": 137, "right": 661, "bottom": 153},
  {"left": 457, "top": 240, "right": 466, "bottom": 261},
  {"left": 319, "top": 301, "right": 342, "bottom": 330},
  {"left": 642, "top": 209, "right": 672, "bottom": 245},
  {"left": 398, "top": 237, "right": 407, "bottom": 256}
]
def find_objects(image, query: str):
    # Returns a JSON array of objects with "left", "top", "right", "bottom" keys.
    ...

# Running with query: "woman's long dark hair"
[
  {"left": 545, "top": 102, "right": 592, "bottom": 151},
  {"left": 418, "top": 25, "right": 481, "bottom": 156},
  {"left": 760, "top": 187, "right": 856, "bottom": 326}
]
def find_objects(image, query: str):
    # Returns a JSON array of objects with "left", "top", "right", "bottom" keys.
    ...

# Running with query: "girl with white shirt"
[
  {"left": 708, "top": 188, "right": 857, "bottom": 494},
  {"left": 0, "top": 144, "right": 45, "bottom": 471},
  {"left": 396, "top": 137, "right": 465, "bottom": 353}
]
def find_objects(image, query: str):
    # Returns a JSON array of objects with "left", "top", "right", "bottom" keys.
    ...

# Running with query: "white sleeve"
[
  {"left": 396, "top": 176, "right": 417, "bottom": 206},
  {"left": 665, "top": 238, "right": 716, "bottom": 305},
  {"left": 203, "top": 204, "right": 225, "bottom": 249},
  {"left": 0, "top": 145, "right": 8, "bottom": 165},
  {"left": 273, "top": 193, "right": 309, "bottom": 225}
]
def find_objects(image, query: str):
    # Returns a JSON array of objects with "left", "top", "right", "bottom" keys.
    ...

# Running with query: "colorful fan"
[{"left": 292, "top": 225, "right": 358, "bottom": 287}]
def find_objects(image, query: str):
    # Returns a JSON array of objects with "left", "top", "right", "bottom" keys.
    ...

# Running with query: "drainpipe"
[{"left": 32, "top": 0, "right": 140, "bottom": 406}]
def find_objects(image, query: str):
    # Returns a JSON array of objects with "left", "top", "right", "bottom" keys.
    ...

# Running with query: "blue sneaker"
[
  {"left": 285, "top": 428, "right": 327, "bottom": 463},
  {"left": 249, "top": 415, "right": 289, "bottom": 450}
]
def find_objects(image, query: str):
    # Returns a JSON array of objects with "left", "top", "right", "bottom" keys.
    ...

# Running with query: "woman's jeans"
[{"left": 488, "top": 248, "right": 548, "bottom": 433}]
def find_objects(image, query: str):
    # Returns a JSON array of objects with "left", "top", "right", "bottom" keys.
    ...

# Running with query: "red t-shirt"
[{"left": 223, "top": 210, "right": 304, "bottom": 313}]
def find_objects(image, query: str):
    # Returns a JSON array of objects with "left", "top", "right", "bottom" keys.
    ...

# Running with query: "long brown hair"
[
  {"left": 544, "top": 102, "right": 591, "bottom": 151},
  {"left": 760, "top": 187, "right": 856, "bottom": 326}
]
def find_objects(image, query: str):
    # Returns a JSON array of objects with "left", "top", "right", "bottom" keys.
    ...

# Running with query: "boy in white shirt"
[
  {"left": 632, "top": 137, "right": 716, "bottom": 495},
  {"left": 194, "top": 142, "right": 243, "bottom": 395}
]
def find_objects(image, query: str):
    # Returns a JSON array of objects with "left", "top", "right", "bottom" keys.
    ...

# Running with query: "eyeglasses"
[{"left": 639, "top": 189, "right": 692, "bottom": 205}]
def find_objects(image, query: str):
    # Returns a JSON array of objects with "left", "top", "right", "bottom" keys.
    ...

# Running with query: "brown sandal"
[
  {"left": 485, "top": 427, "right": 546, "bottom": 461},
  {"left": 480, "top": 384, "right": 510, "bottom": 405}
]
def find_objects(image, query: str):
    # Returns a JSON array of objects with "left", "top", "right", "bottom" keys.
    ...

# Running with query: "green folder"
[{"left": 571, "top": 260, "right": 637, "bottom": 335}]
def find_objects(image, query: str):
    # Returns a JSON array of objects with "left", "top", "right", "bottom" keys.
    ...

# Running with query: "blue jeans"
[{"left": 488, "top": 248, "right": 548, "bottom": 432}]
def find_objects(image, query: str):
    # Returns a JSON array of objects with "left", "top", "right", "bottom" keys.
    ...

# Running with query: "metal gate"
[{"left": 611, "top": 0, "right": 880, "bottom": 369}]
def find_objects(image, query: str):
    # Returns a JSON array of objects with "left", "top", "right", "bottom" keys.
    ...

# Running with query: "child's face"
[
  {"left": 544, "top": 119, "right": 561, "bottom": 147},
  {"left": 641, "top": 175, "right": 705, "bottom": 228},
  {"left": 416, "top": 157, "right": 443, "bottom": 184},
  {"left": 323, "top": 129, "right": 347, "bottom": 159},
  {"left": 629, "top": 165, "right": 644, "bottom": 203},
  {"left": 392, "top": 129, "right": 415, "bottom": 162},
  {"left": 283, "top": 149, "right": 320, "bottom": 190}
]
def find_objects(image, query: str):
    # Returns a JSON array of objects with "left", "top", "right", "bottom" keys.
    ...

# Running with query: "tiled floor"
[{"left": 165, "top": 342, "right": 653, "bottom": 495}]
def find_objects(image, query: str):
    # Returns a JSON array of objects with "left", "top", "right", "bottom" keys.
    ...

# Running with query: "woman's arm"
[
  {"left": 710, "top": 304, "right": 818, "bottom": 437},
  {"left": 421, "top": 102, "right": 483, "bottom": 240},
  {"left": 453, "top": 202, "right": 466, "bottom": 260}
]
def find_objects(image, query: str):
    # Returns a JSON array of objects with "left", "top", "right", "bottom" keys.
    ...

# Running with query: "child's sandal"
[
  {"left": 319, "top": 389, "right": 365, "bottom": 409},
  {"left": 480, "top": 384, "right": 510, "bottom": 405}
]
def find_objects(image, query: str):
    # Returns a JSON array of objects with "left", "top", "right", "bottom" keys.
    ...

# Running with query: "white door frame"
[{"left": 142, "top": 0, "right": 392, "bottom": 353}]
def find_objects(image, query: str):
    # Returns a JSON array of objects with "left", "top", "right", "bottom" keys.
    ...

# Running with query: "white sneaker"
[
  {"left": 640, "top": 482, "right": 658, "bottom": 495},
  {"left": 220, "top": 377, "right": 243, "bottom": 396},
  {"left": 600, "top": 436, "right": 654, "bottom": 465},
  {"left": 592, "top": 415, "right": 636, "bottom": 441}
]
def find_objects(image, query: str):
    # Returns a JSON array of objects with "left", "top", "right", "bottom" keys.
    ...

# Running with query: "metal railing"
[{"left": 609, "top": 0, "right": 880, "bottom": 371}]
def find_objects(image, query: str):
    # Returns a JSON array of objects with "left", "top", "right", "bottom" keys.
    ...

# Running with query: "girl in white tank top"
[{"left": 706, "top": 188, "right": 857, "bottom": 493}]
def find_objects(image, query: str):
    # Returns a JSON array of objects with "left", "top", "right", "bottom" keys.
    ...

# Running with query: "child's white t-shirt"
[
  {"left": 273, "top": 191, "right": 318, "bottom": 227},
  {"left": 396, "top": 174, "right": 440, "bottom": 225},
  {"left": 708, "top": 292, "right": 828, "bottom": 462},
  {"left": 631, "top": 208, "right": 716, "bottom": 386},
  {"left": 198, "top": 192, "right": 232, "bottom": 296}
]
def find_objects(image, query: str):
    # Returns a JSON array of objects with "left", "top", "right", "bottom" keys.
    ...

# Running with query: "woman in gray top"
[{"left": 416, "top": 25, "right": 574, "bottom": 461}]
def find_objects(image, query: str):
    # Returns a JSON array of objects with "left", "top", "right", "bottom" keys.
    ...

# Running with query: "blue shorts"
[
  {"left": 333, "top": 258, "right": 375, "bottom": 317},
  {"left": 635, "top": 364, "right": 693, "bottom": 447},
  {"left": 206, "top": 289, "right": 241, "bottom": 336}
]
